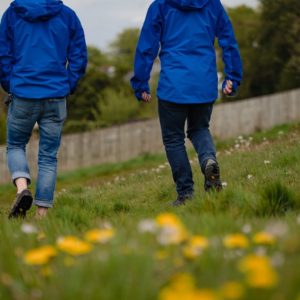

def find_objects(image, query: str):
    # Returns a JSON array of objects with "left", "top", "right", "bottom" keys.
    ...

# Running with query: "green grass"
[{"left": 1, "top": 123, "right": 300, "bottom": 300}]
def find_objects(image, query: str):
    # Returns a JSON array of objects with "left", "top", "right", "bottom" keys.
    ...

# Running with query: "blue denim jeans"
[
  {"left": 158, "top": 99, "right": 216, "bottom": 197},
  {"left": 7, "top": 96, "right": 67, "bottom": 208}
]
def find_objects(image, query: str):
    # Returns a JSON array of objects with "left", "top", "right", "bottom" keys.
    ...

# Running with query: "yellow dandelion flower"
[
  {"left": 238, "top": 255, "right": 279, "bottom": 289},
  {"left": 159, "top": 273, "right": 217, "bottom": 300},
  {"left": 253, "top": 232, "right": 276, "bottom": 246},
  {"left": 183, "top": 235, "right": 209, "bottom": 259},
  {"left": 168, "top": 273, "right": 196, "bottom": 291},
  {"left": 246, "top": 267, "right": 278, "bottom": 288},
  {"left": 238, "top": 254, "right": 271, "bottom": 273},
  {"left": 220, "top": 281, "right": 245, "bottom": 299},
  {"left": 156, "top": 213, "right": 188, "bottom": 245},
  {"left": 190, "top": 235, "right": 209, "bottom": 249},
  {"left": 193, "top": 289, "right": 218, "bottom": 300},
  {"left": 156, "top": 213, "right": 184, "bottom": 227},
  {"left": 155, "top": 250, "right": 169, "bottom": 261},
  {"left": 159, "top": 273, "right": 195, "bottom": 300},
  {"left": 160, "top": 286, "right": 217, "bottom": 300},
  {"left": 223, "top": 234, "right": 249, "bottom": 249},
  {"left": 24, "top": 245, "right": 57, "bottom": 266},
  {"left": 84, "top": 228, "right": 115, "bottom": 244},
  {"left": 57, "top": 236, "right": 92, "bottom": 256}
]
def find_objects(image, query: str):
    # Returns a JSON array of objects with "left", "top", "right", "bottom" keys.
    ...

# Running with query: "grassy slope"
[{"left": 0, "top": 123, "right": 300, "bottom": 300}]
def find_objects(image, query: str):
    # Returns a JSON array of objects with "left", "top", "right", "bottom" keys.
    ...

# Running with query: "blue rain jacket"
[
  {"left": 0, "top": 0, "right": 87, "bottom": 99},
  {"left": 131, "top": 0, "right": 243, "bottom": 103}
]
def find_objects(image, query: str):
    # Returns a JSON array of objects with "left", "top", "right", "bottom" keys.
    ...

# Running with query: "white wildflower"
[
  {"left": 271, "top": 252, "right": 285, "bottom": 267},
  {"left": 138, "top": 219, "right": 157, "bottom": 234},
  {"left": 242, "top": 224, "right": 252, "bottom": 234},
  {"left": 21, "top": 223, "right": 38, "bottom": 234},
  {"left": 265, "top": 221, "right": 288, "bottom": 237}
]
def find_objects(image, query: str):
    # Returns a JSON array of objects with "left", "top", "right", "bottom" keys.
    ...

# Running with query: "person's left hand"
[{"left": 141, "top": 92, "right": 152, "bottom": 103}]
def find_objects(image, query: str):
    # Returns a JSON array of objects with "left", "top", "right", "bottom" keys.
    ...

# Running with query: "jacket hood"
[
  {"left": 11, "top": 0, "right": 63, "bottom": 22},
  {"left": 166, "top": 0, "right": 210, "bottom": 11}
]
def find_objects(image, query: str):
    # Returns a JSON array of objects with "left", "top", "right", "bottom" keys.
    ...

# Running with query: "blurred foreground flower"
[
  {"left": 155, "top": 213, "right": 188, "bottom": 245},
  {"left": 155, "top": 250, "right": 169, "bottom": 261},
  {"left": 220, "top": 281, "right": 245, "bottom": 300},
  {"left": 159, "top": 273, "right": 217, "bottom": 300},
  {"left": 40, "top": 266, "right": 53, "bottom": 278},
  {"left": 57, "top": 236, "right": 92, "bottom": 256},
  {"left": 223, "top": 234, "right": 249, "bottom": 249},
  {"left": 253, "top": 232, "right": 276, "bottom": 246},
  {"left": 138, "top": 219, "right": 157, "bottom": 233},
  {"left": 37, "top": 232, "right": 46, "bottom": 241},
  {"left": 21, "top": 223, "right": 38, "bottom": 234},
  {"left": 0, "top": 273, "right": 13, "bottom": 286},
  {"left": 183, "top": 236, "right": 209, "bottom": 260},
  {"left": 265, "top": 221, "right": 288, "bottom": 238},
  {"left": 84, "top": 229, "right": 115, "bottom": 244},
  {"left": 24, "top": 246, "right": 57, "bottom": 265},
  {"left": 238, "top": 254, "right": 278, "bottom": 288}
]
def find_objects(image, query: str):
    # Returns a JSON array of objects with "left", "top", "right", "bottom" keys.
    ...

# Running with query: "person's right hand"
[
  {"left": 141, "top": 92, "right": 152, "bottom": 103},
  {"left": 223, "top": 80, "right": 233, "bottom": 96}
]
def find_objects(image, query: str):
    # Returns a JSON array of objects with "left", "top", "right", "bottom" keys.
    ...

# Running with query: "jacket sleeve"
[
  {"left": 130, "top": 2, "right": 162, "bottom": 100},
  {"left": 216, "top": 4, "right": 243, "bottom": 88},
  {"left": 67, "top": 12, "right": 88, "bottom": 94},
  {"left": 0, "top": 9, "right": 13, "bottom": 93}
]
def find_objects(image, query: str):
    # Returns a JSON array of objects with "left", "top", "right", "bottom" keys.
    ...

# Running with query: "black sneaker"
[
  {"left": 172, "top": 194, "right": 194, "bottom": 207},
  {"left": 204, "top": 159, "right": 223, "bottom": 192},
  {"left": 9, "top": 189, "right": 33, "bottom": 219}
]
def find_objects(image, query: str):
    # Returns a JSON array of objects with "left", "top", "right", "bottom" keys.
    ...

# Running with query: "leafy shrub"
[{"left": 96, "top": 89, "right": 139, "bottom": 127}]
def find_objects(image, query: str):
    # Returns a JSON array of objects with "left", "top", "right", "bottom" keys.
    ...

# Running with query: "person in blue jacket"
[
  {"left": 0, "top": 0, "right": 87, "bottom": 218},
  {"left": 131, "top": 0, "right": 243, "bottom": 206}
]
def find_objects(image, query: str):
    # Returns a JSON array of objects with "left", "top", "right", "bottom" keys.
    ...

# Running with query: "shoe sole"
[
  {"left": 9, "top": 194, "right": 33, "bottom": 219},
  {"left": 204, "top": 164, "right": 223, "bottom": 192},
  {"left": 171, "top": 195, "right": 194, "bottom": 207}
]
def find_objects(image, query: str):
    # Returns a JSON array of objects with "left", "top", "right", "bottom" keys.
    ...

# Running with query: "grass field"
[{"left": 0, "top": 123, "right": 300, "bottom": 300}]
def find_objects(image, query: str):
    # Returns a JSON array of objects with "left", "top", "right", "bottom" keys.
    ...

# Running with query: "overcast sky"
[{"left": 0, "top": 0, "right": 258, "bottom": 50}]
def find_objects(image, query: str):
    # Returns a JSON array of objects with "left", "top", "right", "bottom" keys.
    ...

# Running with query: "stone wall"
[{"left": 0, "top": 89, "right": 299, "bottom": 184}]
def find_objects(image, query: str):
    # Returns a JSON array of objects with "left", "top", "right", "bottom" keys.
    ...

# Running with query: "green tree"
[
  {"left": 67, "top": 46, "right": 112, "bottom": 122},
  {"left": 110, "top": 28, "right": 140, "bottom": 79},
  {"left": 225, "top": 6, "right": 260, "bottom": 100},
  {"left": 249, "top": 0, "right": 300, "bottom": 96}
]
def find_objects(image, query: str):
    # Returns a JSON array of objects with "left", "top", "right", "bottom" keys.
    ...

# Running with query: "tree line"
[{"left": 0, "top": 0, "right": 299, "bottom": 143}]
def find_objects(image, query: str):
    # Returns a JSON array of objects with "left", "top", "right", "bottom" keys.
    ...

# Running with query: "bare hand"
[
  {"left": 141, "top": 92, "right": 152, "bottom": 103},
  {"left": 223, "top": 80, "right": 233, "bottom": 96}
]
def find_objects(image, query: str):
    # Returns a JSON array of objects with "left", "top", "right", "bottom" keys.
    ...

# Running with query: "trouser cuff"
[
  {"left": 11, "top": 172, "right": 31, "bottom": 186},
  {"left": 34, "top": 200, "right": 53, "bottom": 208}
]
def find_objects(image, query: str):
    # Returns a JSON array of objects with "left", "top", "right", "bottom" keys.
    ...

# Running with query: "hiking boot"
[
  {"left": 172, "top": 194, "right": 194, "bottom": 207},
  {"left": 204, "top": 159, "right": 223, "bottom": 192},
  {"left": 9, "top": 189, "right": 33, "bottom": 219}
]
